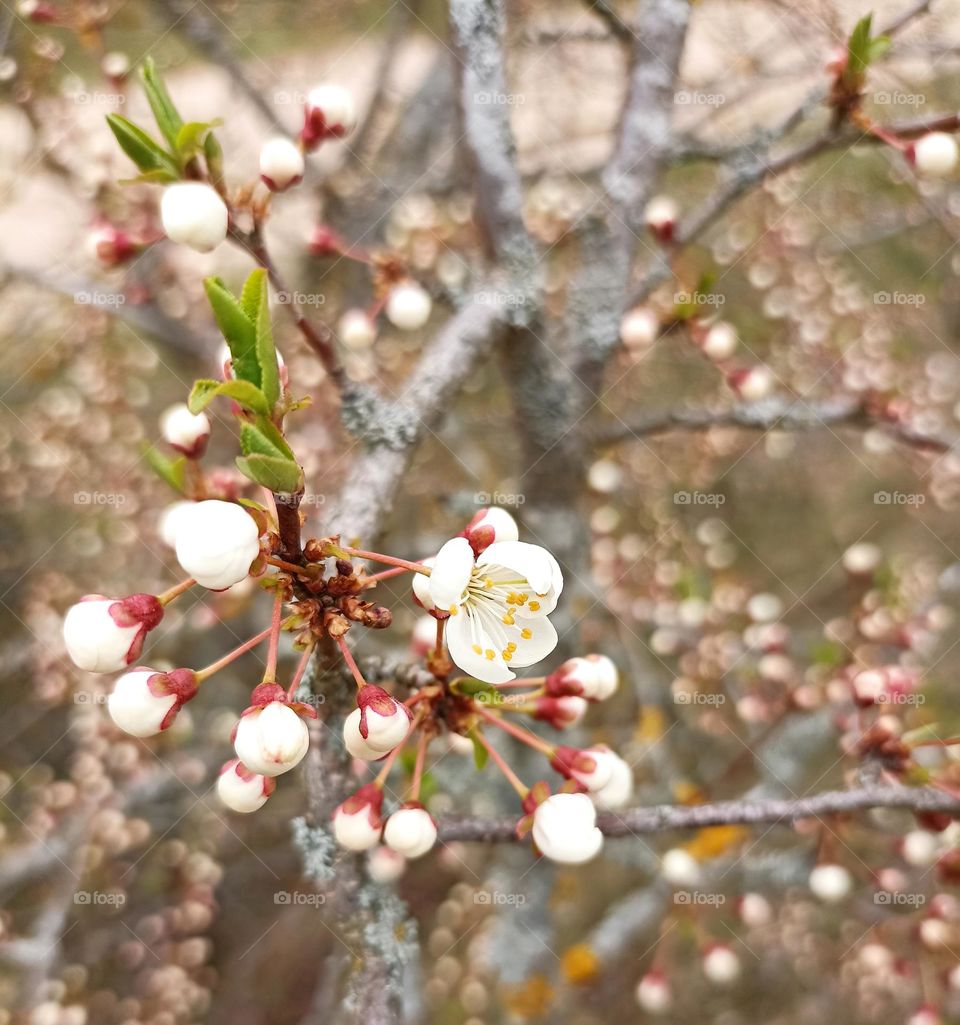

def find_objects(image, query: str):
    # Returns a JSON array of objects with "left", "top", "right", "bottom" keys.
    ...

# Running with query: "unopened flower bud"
[
  {"left": 702, "top": 944, "right": 740, "bottom": 985},
  {"left": 701, "top": 321, "right": 738, "bottom": 361},
  {"left": 532, "top": 792, "right": 603, "bottom": 864},
  {"left": 383, "top": 803, "right": 437, "bottom": 859},
  {"left": 308, "top": 224, "right": 343, "bottom": 256},
  {"left": 635, "top": 971, "right": 671, "bottom": 1013},
  {"left": 808, "top": 863, "right": 852, "bottom": 903},
  {"left": 174, "top": 500, "right": 261, "bottom": 590},
  {"left": 158, "top": 500, "right": 195, "bottom": 550},
  {"left": 333, "top": 784, "right": 384, "bottom": 850},
  {"left": 728, "top": 365, "right": 774, "bottom": 402},
  {"left": 338, "top": 309, "right": 377, "bottom": 351},
  {"left": 661, "top": 847, "right": 701, "bottom": 887},
  {"left": 63, "top": 593, "right": 164, "bottom": 673},
  {"left": 301, "top": 84, "right": 356, "bottom": 150},
  {"left": 644, "top": 195, "right": 678, "bottom": 243},
  {"left": 160, "top": 182, "right": 229, "bottom": 253},
  {"left": 234, "top": 687, "right": 314, "bottom": 776},
  {"left": 259, "top": 137, "right": 305, "bottom": 191},
  {"left": 911, "top": 132, "right": 958, "bottom": 179},
  {"left": 87, "top": 223, "right": 136, "bottom": 267},
  {"left": 619, "top": 307, "right": 659, "bottom": 351},
  {"left": 545, "top": 654, "right": 618, "bottom": 701},
  {"left": 367, "top": 845, "right": 407, "bottom": 883},
  {"left": 343, "top": 686, "right": 411, "bottom": 759},
  {"left": 160, "top": 402, "right": 210, "bottom": 458},
  {"left": 108, "top": 667, "right": 197, "bottom": 737},
  {"left": 460, "top": 507, "right": 518, "bottom": 556},
  {"left": 217, "top": 759, "right": 274, "bottom": 813},
  {"left": 551, "top": 745, "right": 624, "bottom": 794},
  {"left": 532, "top": 695, "right": 588, "bottom": 729},
  {"left": 385, "top": 282, "right": 432, "bottom": 331},
  {"left": 903, "top": 829, "right": 941, "bottom": 867}
]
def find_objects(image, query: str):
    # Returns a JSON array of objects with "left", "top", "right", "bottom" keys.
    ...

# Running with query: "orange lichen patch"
[
  {"left": 673, "top": 780, "right": 707, "bottom": 805},
  {"left": 636, "top": 705, "right": 666, "bottom": 742},
  {"left": 502, "top": 975, "right": 554, "bottom": 1019},
  {"left": 685, "top": 824, "right": 748, "bottom": 860},
  {"left": 561, "top": 943, "right": 600, "bottom": 985}
]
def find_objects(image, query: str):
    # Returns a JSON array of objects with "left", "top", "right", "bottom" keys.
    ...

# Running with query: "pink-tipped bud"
[
  {"left": 63, "top": 593, "right": 164, "bottom": 674},
  {"left": 460, "top": 507, "right": 519, "bottom": 556},
  {"left": 333, "top": 784, "right": 384, "bottom": 851},
  {"left": 108, "top": 667, "right": 197, "bottom": 737},
  {"left": 301, "top": 84, "right": 356, "bottom": 150},
  {"left": 532, "top": 695, "right": 588, "bottom": 729},
  {"left": 217, "top": 759, "right": 275, "bottom": 813},
  {"left": 343, "top": 686, "right": 411, "bottom": 759},
  {"left": 383, "top": 803, "right": 437, "bottom": 859},
  {"left": 259, "top": 137, "right": 305, "bottom": 192}
]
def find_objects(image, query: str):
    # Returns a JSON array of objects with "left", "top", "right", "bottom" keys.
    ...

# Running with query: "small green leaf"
[
  {"left": 176, "top": 119, "right": 222, "bottom": 161},
  {"left": 254, "top": 274, "right": 281, "bottom": 408},
  {"left": 188, "top": 379, "right": 270, "bottom": 417},
  {"left": 239, "top": 421, "right": 289, "bottom": 460},
  {"left": 845, "top": 13, "right": 889, "bottom": 82},
  {"left": 118, "top": 168, "right": 180, "bottom": 185},
  {"left": 240, "top": 268, "right": 265, "bottom": 322},
  {"left": 106, "top": 114, "right": 178, "bottom": 175},
  {"left": 142, "top": 444, "right": 186, "bottom": 493},
  {"left": 203, "top": 277, "right": 260, "bottom": 386},
  {"left": 468, "top": 729, "right": 489, "bottom": 770},
  {"left": 235, "top": 453, "right": 303, "bottom": 494},
  {"left": 450, "top": 677, "right": 504, "bottom": 706},
  {"left": 204, "top": 131, "right": 224, "bottom": 186},
  {"left": 250, "top": 415, "right": 294, "bottom": 459},
  {"left": 141, "top": 57, "right": 184, "bottom": 151}
]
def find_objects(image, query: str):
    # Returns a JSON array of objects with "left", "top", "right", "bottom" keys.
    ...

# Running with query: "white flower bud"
[
  {"left": 385, "top": 282, "right": 432, "bottom": 331},
  {"left": 808, "top": 863, "right": 852, "bottom": 903},
  {"left": 532, "top": 793, "right": 603, "bottom": 865},
  {"left": 547, "top": 655, "right": 618, "bottom": 702},
  {"left": 661, "top": 848, "right": 702, "bottom": 888},
  {"left": 343, "top": 687, "right": 410, "bottom": 759},
  {"left": 735, "top": 366, "right": 775, "bottom": 402},
  {"left": 636, "top": 972, "right": 671, "bottom": 1013},
  {"left": 108, "top": 667, "right": 196, "bottom": 737},
  {"left": 174, "top": 500, "right": 261, "bottom": 590},
  {"left": 367, "top": 845, "right": 407, "bottom": 883},
  {"left": 644, "top": 195, "right": 678, "bottom": 240},
  {"left": 160, "top": 182, "right": 228, "bottom": 252},
  {"left": 259, "top": 137, "right": 305, "bottom": 191},
  {"left": 702, "top": 945, "right": 740, "bottom": 985},
  {"left": 591, "top": 754, "right": 634, "bottom": 810},
  {"left": 333, "top": 785, "right": 384, "bottom": 851},
  {"left": 63, "top": 594, "right": 163, "bottom": 674},
  {"left": 461, "top": 507, "right": 518, "bottom": 552},
  {"left": 338, "top": 309, "right": 377, "bottom": 351},
  {"left": 619, "top": 307, "right": 659, "bottom": 350},
  {"left": 383, "top": 805, "right": 437, "bottom": 859},
  {"left": 234, "top": 701, "right": 310, "bottom": 776},
  {"left": 903, "top": 830, "right": 940, "bottom": 867},
  {"left": 702, "top": 321, "right": 738, "bottom": 361},
  {"left": 842, "top": 541, "right": 882, "bottom": 576},
  {"left": 913, "top": 132, "right": 958, "bottom": 178},
  {"left": 158, "top": 500, "right": 195, "bottom": 550},
  {"left": 160, "top": 402, "right": 210, "bottom": 457},
  {"left": 217, "top": 759, "right": 273, "bottom": 813},
  {"left": 739, "top": 892, "right": 773, "bottom": 926},
  {"left": 306, "top": 84, "right": 356, "bottom": 137}
]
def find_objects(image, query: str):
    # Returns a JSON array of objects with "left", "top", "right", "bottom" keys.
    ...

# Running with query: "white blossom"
[
  {"left": 385, "top": 282, "right": 432, "bottom": 331},
  {"left": 160, "top": 182, "right": 228, "bottom": 252},
  {"left": 383, "top": 805, "right": 437, "bottom": 859},
  {"left": 217, "top": 759, "right": 274, "bottom": 813},
  {"left": 234, "top": 701, "right": 310, "bottom": 777},
  {"left": 63, "top": 594, "right": 163, "bottom": 674},
  {"left": 808, "top": 863, "right": 852, "bottom": 903},
  {"left": 531, "top": 792, "right": 603, "bottom": 865},
  {"left": 174, "top": 500, "right": 261, "bottom": 590},
  {"left": 160, "top": 402, "right": 210, "bottom": 456},
  {"left": 259, "top": 137, "right": 305, "bottom": 191},
  {"left": 107, "top": 667, "right": 196, "bottom": 737},
  {"left": 913, "top": 132, "right": 958, "bottom": 178}
]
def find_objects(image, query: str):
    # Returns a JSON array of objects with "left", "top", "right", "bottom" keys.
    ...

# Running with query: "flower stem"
[
  {"left": 157, "top": 578, "right": 196, "bottom": 605},
  {"left": 262, "top": 591, "right": 284, "bottom": 683},
  {"left": 408, "top": 729, "right": 429, "bottom": 801},
  {"left": 335, "top": 635, "right": 366, "bottom": 689},
  {"left": 338, "top": 546, "right": 431, "bottom": 575},
  {"left": 195, "top": 627, "right": 273, "bottom": 682},
  {"left": 365, "top": 566, "right": 412, "bottom": 584},
  {"left": 286, "top": 638, "right": 317, "bottom": 699},
  {"left": 267, "top": 555, "right": 313, "bottom": 577},
  {"left": 374, "top": 709, "right": 425, "bottom": 786},
  {"left": 492, "top": 677, "right": 545, "bottom": 689},
  {"left": 474, "top": 729, "right": 529, "bottom": 799},
  {"left": 474, "top": 703, "right": 555, "bottom": 756}
]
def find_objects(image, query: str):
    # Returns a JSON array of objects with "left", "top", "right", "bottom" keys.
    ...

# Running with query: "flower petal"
[
  {"left": 506, "top": 615, "right": 558, "bottom": 669},
  {"left": 445, "top": 607, "right": 515, "bottom": 683},
  {"left": 477, "top": 541, "right": 554, "bottom": 594},
  {"left": 428, "top": 537, "right": 474, "bottom": 611}
]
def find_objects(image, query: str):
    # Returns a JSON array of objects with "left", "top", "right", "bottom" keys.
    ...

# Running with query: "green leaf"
[
  {"left": 845, "top": 13, "right": 889, "bottom": 81},
  {"left": 468, "top": 729, "right": 488, "bottom": 770},
  {"left": 118, "top": 168, "right": 180, "bottom": 185},
  {"left": 142, "top": 444, "right": 186, "bottom": 493},
  {"left": 105, "top": 114, "right": 178, "bottom": 175},
  {"left": 450, "top": 677, "right": 504, "bottom": 706},
  {"left": 253, "top": 274, "right": 281, "bottom": 408},
  {"left": 203, "top": 130, "right": 224, "bottom": 186},
  {"left": 141, "top": 57, "right": 184, "bottom": 151},
  {"left": 250, "top": 415, "right": 294, "bottom": 459},
  {"left": 239, "top": 421, "right": 289, "bottom": 460},
  {"left": 188, "top": 379, "right": 271, "bottom": 417},
  {"left": 203, "top": 277, "right": 260, "bottom": 386},
  {"left": 235, "top": 453, "right": 303, "bottom": 494},
  {"left": 240, "top": 268, "right": 265, "bottom": 322},
  {"left": 175, "top": 119, "right": 222, "bottom": 161}
]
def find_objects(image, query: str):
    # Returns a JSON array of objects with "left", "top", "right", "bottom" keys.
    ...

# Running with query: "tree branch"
[{"left": 438, "top": 785, "right": 960, "bottom": 842}]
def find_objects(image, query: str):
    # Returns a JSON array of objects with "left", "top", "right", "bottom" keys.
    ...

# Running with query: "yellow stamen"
[{"left": 521, "top": 628, "right": 532, "bottom": 640}]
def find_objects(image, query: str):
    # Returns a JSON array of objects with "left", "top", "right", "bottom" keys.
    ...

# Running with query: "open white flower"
[
  {"left": 428, "top": 537, "right": 562, "bottom": 683},
  {"left": 383, "top": 804, "right": 437, "bottom": 859},
  {"left": 160, "top": 182, "right": 228, "bottom": 252},
  {"left": 217, "top": 759, "right": 274, "bottom": 813},
  {"left": 532, "top": 792, "right": 603, "bottom": 865},
  {"left": 175, "top": 500, "right": 261, "bottom": 590}
]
